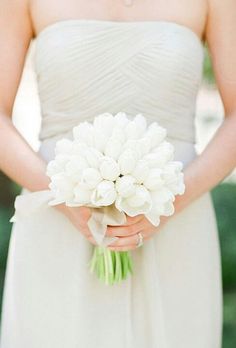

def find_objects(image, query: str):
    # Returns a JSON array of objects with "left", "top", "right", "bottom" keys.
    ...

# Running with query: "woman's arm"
[
  {"left": 0, "top": 0, "right": 97, "bottom": 245},
  {"left": 107, "top": 0, "right": 236, "bottom": 250},
  {"left": 0, "top": 0, "right": 50, "bottom": 191},
  {"left": 174, "top": 0, "right": 236, "bottom": 213}
]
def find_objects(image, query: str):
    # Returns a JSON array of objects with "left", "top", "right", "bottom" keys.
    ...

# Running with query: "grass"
[
  {"left": 223, "top": 292, "right": 236, "bottom": 348},
  {"left": 203, "top": 45, "right": 215, "bottom": 84},
  {"left": 0, "top": 208, "right": 14, "bottom": 314},
  {"left": 211, "top": 184, "right": 236, "bottom": 291}
]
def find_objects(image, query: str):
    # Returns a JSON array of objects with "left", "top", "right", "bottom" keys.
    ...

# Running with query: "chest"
[{"left": 30, "top": 0, "right": 207, "bottom": 41}]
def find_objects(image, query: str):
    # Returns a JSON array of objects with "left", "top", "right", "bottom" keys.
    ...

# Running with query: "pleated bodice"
[{"left": 34, "top": 19, "right": 204, "bottom": 148}]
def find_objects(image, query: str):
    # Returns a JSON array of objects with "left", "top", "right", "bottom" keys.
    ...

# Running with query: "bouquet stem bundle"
[{"left": 89, "top": 247, "right": 133, "bottom": 285}]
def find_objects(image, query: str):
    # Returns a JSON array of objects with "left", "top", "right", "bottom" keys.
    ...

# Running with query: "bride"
[{"left": 0, "top": 0, "right": 235, "bottom": 347}]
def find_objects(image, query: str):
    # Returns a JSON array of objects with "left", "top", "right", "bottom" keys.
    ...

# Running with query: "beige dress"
[{"left": 0, "top": 19, "right": 222, "bottom": 348}]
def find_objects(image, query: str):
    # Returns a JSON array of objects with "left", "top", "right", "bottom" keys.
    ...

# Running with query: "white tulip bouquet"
[{"left": 46, "top": 112, "right": 185, "bottom": 285}]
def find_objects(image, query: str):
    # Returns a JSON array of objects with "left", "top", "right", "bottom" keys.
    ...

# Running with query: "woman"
[{"left": 0, "top": 0, "right": 235, "bottom": 347}]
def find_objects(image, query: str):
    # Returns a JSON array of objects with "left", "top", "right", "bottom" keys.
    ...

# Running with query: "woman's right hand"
[{"left": 54, "top": 204, "right": 98, "bottom": 246}]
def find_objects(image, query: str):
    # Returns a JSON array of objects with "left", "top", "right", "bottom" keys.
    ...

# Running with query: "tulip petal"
[
  {"left": 115, "top": 175, "right": 137, "bottom": 197},
  {"left": 131, "top": 159, "right": 150, "bottom": 184},
  {"left": 145, "top": 122, "right": 167, "bottom": 148},
  {"left": 80, "top": 168, "right": 102, "bottom": 189},
  {"left": 73, "top": 122, "right": 94, "bottom": 146},
  {"left": 91, "top": 180, "right": 117, "bottom": 206},
  {"left": 55, "top": 139, "right": 73, "bottom": 155},
  {"left": 99, "top": 157, "right": 120, "bottom": 181},
  {"left": 73, "top": 183, "right": 93, "bottom": 205},
  {"left": 118, "top": 148, "right": 138, "bottom": 175}
]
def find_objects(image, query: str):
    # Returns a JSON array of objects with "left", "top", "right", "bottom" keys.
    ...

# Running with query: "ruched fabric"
[{"left": 34, "top": 19, "right": 204, "bottom": 144}]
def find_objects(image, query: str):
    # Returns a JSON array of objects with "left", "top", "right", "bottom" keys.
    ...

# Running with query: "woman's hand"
[
  {"left": 55, "top": 204, "right": 98, "bottom": 246},
  {"left": 105, "top": 214, "right": 168, "bottom": 251},
  {"left": 56, "top": 203, "right": 169, "bottom": 251}
]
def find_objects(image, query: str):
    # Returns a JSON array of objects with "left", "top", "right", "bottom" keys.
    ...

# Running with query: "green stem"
[{"left": 89, "top": 246, "right": 133, "bottom": 285}]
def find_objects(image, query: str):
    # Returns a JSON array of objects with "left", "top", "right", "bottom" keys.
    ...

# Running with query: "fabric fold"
[
  {"left": 10, "top": 190, "right": 127, "bottom": 247},
  {"left": 34, "top": 20, "right": 204, "bottom": 144}
]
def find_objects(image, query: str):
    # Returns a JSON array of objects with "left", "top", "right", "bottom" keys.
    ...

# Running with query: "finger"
[
  {"left": 87, "top": 235, "right": 98, "bottom": 246},
  {"left": 80, "top": 226, "right": 98, "bottom": 245},
  {"left": 106, "top": 221, "right": 144, "bottom": 237},
  {"left": 80, "top": 229, "right": 97, "bottom": 245},
  {"left": 122, "top": 214, "right": 144, "bottom": 226},
  {"left": 108, "top": 233, "right": 140, "bottom": 247},
  {"left": 78, "top": 206, "right": 92, "bottom": 223},
  {"left": 107, "top": 244, "right": 137, "bottom": 252},
  {"left": 80, "top": 225, "right": 92, "bottom": 237}
]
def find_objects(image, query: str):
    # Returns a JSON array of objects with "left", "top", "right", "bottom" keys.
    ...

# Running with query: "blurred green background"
[{"left": 0, "top": 45, "right": 235, "bottom": 346}]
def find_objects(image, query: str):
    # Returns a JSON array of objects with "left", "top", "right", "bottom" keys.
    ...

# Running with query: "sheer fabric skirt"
[{"left": 0, "top": 139, "right": 223, "bottom": 348}]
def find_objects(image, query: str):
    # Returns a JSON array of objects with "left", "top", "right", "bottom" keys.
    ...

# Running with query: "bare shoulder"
[
  {"left": 0, "top": 0, "right": 31, "bottom": 19},
  {"left": 206, "top": 0, "right": 236, "bottom": 114},
  {"left": 205, "top": 0, "right": 236, "bottom": 69},
  {"left": 207, "top": 0, "right": 236, "bottom": 13},
  {"left": 206, "top": 0, "right": 236, "bottom": 35},
  {"left": 0, "top": 0, "right": 33, "bottom": 116},
  {"left": 0, "top": 0, "right": 33, "bottom": 37}
]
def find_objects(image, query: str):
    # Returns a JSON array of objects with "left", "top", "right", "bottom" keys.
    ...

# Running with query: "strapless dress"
[{"left": 0, "top": 19, "right": 222, "bottom": 348}]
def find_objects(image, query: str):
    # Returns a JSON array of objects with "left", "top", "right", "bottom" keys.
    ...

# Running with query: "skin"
[{"left": 0, "top": 0, "right": 236, "bottom": 251}]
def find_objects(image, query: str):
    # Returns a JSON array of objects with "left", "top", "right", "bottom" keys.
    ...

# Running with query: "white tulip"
[
  {"left": 80, "top": 168, "right": 102, "bottom": 189},
  {"left": 55, "top": 138, "right": 73, "bottom": 155},
  {"left": 99, "top": 156, "right": 120, "bottom": 181},
  {"left": 73, "top": 122, "right": 94, "bottom": 146},
  {"left": 118, "top": 148, "right": 138, "bottom": 175},
  {"left": 149, "top": 188, "right": 175, "bottom": 218},
  {"left": 115, "top": 175, "right": 137, "bottom": 197},
  {"left": 115, "top": 185, "right": 152, "bottom": 216},
  {"left": 46, "top": 154, "right": 69, "bottom": 176},
  {"left": 151, "top": 187, "right": 174, "bottom": 204},
  {"left": 131, "top": 159, "right": 150, "bottom": 184},
  {"left": 49, "top": 173, "right": 75, "bottom": 203},
  {"left": 145, "top": 188, "right": 175, "bottom": 226},
  {"left": 153, "top": 141, "right": 174, "bottom": 158},
  {"left": 143, "top": 168, "right": 164, "bottom": 190},
  {"left": 65, "top": 155, "right": 88, "bottom": 182},
  {"left": 144, "top": 142, "right": 174, "bottom": 168},
  {"left": 92, "top": 128, "right": 109, "bottom": 153},
  {"left": 84, "top": 148, "right": 103, "bottom": 168},
  {"left": 145, "top": 122, "right": 167, "bottom": 148},
  {"left": 145, "top": 212, "right": 161, "bottom": 227},
  {"left": 164, "top": 172, "right": 185, "bottom": 195},
  {"left": 93, "top": 113, "right": 115, "bottom": 137},
  {"left": 125, "top": 116, "right": 145, "bottom": 140},
  {"left": 167, "top": 161, "right": 183, "bottom": 172},
  {"left": 104, "top": 137, "right": 123, "bottom": 160},
  {"left": 137, "top": 137, "right": 152, "bottom": 156},
  {"left": 71, "top": 141, "right": 88, "bottom": 156},
  {"left": 146, "top": 200, "right": 175, "bottom": 222},
  {"left": 114, "top": 112, "right": 130, "bottom": 128},
  {"left": 111, "top": 129, "right": 126, "bottom": 145},
  {"left": 91, "top": 180, "right": 117, "bottom": 206},
  {"left": 73, "top": 183, "right": 93, "bottom": 205},
  {"left": 126, "top": 185, "right": 152, "bottom": 207},
  {"left": 123, "top": 138, "right": 151, "bottom": 159},
  {"left": 133, "top": 113, "right": 147, "bottom": 135},
  {"left": 162, "top": 162, "right": 185, "bottom": 195},
  {"left": 162, "top": 201, "right": 175, "bottom": 216}
]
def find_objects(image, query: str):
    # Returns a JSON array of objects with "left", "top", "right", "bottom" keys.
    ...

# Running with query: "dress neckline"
[{"left": 35, "top": 18, "right": 205, "bottom": 50}]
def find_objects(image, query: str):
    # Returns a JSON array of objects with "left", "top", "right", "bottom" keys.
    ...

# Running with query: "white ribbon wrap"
[{"left": 10, "top": 189, "right": 127, "bottom": 247}]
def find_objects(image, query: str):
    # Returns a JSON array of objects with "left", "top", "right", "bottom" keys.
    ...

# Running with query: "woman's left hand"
[{"left": 105, "top": 214, "right": 168, "bottom": 251}]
